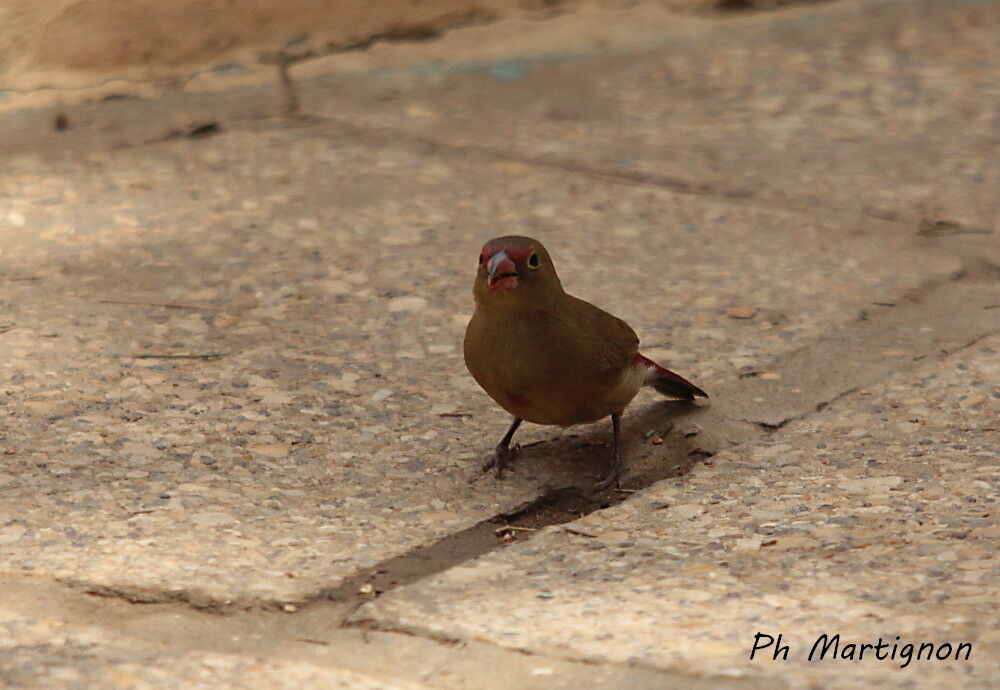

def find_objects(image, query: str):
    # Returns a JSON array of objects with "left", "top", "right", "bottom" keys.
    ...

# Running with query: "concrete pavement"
[{"left": 0, "top": 0, "right": 997, "bottom": 686}]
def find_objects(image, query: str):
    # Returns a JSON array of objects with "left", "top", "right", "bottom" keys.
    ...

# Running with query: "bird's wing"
[{"left": 560, "top": 294, "right": 640, "bottom": 375}]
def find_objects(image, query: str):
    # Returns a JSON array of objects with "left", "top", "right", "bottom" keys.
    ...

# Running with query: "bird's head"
[{"left": 473, "top": 235, "right": 563, "bottom": 307}]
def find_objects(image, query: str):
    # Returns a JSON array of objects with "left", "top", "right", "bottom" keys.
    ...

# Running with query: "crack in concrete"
[
  {"left": 0, "top": 572, "right": 762, "bottom": 689},
  {"left": 333, "top": 273, "right": 999, "bottom": 624},
  {"left": 57, "top": 579, "right": 244, "bottom": 615},
  {"left": 0, "top": 5, "right": 494, "bottom": 100},
  {"left": 341, "top": 616, "right": 779, "bottom": 689},
  {"left": 3, "top": 4, "right": 994, "bottom": 684},
  {"left": 2, "top": 96, "right": 994, "bottom": 633},
  {"left": 0, "top": 0, "right": 837, "bottom": 102},
  {"left": 764, "top": 327, "right": 999, "bottom": 431},
  {"left": 301, "top": 114, "right": 988, "bottom": 234},
  {"left": 6, "top": 63, "right": 988, "bottom": 239},
  {"left": 1, "top": 196, "right": 990, "bottom": 690},
  {"left": 56, "top": 487, "right": 613, "bottom": 617},
  {"left": 49, "top": 265, "right": 998, "bottom": 626}
]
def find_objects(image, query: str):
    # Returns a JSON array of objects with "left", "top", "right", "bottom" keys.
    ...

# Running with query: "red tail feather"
[{"left": 634, "top": 353, "right": 707, "bottom": 400}]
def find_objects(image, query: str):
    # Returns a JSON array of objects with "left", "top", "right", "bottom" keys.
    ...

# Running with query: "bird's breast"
[{"left": 465, "top": 312, "right": 647, "bottom": 426}]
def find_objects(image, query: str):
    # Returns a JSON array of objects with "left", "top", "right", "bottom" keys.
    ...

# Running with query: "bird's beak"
[{"left": 486, "top": 250, "right": 519, "bottom": 289}]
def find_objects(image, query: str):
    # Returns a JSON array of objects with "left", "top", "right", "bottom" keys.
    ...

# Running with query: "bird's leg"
[
  {"left": 594, "top": 413, "right": 623, "bottom": 491},
  {"left": 482, "top": 417, "right": 522, "bottom": 479}
]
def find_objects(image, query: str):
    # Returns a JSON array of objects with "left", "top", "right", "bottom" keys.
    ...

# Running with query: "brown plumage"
[{"left": 463, "top": 235, "right": 706, "bottom": 489}]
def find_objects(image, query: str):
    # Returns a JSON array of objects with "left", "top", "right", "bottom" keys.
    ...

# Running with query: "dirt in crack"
[
  {"left": 64, "top": 272, "right": 995, "bottom": 625},
  {"left": 324, "top": 272, "right": 1000, "bottom": 624},
  {"left": 319, "top": 486, "right": 620, "bottom": 624}
]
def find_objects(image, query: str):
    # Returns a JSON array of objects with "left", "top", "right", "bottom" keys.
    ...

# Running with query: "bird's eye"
[{"left": 526, "top": 253, "right": 540, "bottom": 269}]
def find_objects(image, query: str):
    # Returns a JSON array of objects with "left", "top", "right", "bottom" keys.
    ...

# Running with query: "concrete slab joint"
[{"left": 0, "top": 0, "right": 997, "bottom": 687}]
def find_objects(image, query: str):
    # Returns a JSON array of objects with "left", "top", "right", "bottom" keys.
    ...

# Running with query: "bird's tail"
[{"left": 635, "top": 353, "right": 708, "bottom": 400}]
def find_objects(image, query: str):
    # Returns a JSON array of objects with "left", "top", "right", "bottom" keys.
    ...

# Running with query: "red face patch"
[{"left": 481, "top": 242, "right": 534, "bottom": 263}]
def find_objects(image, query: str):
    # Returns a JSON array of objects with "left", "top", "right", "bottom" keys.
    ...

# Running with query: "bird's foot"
[
  {"left": 595, "top": 413, "right": 624, "bottom": 491},
  {"left": 482, "top": 443, "right": 519, "bottom": 479},
  {"left": 593, "top": 464, "right": 622, "bottom": 492}
]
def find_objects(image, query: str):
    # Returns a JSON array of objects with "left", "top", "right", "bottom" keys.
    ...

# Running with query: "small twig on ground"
[
  {"left": 100, "top": 299, "right": 222, "bottom": 311},
  {"left": 494, "top": 525, "right": 537, "bottom": 534},
  {"left": 261, "top": 49, "right": 310, "bottom": 116},
  {"left": 439, "top": 412, "right": 473, "bottom": 418},
  {"left": 917, "top": 219, "right": 994, "bottom": 236},
  {"left": 133, "top": 352, "right": 226, "bottom": 360},
  {"left": 278, "top": 60, "right": 301, "bottom": 116}
]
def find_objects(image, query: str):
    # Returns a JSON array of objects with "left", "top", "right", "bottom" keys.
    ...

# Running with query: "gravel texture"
[
  {"left": 356, "top": 335, "right": 1000, "bottom": 687},
  {"left": 0, "top": 603, "right": 422, "bottom": 689},
  {"left": 0, "top": 122, "right": 966, "bottom": 605},
  {"left": 304, "top": 0, "right": 1000, "bottom": 230},
  {"left": 0, "top": 0, "right": 996, "bottom": 685}
]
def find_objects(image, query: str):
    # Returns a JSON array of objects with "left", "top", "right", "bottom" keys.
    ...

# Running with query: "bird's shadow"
[{"left": 485, "top": 398, "right": 714, "bottom": 495}]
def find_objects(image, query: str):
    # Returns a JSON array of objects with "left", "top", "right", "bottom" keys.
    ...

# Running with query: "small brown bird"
[{"left": 464, "top": 235, "right": 707, "bottom": 489}]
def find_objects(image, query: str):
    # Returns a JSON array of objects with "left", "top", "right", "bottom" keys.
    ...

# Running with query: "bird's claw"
[
  {"left": 593, "top": 455, "right": 623, "bottom": 492},
  {"left": 593, "top": 469, "right": 622, "bottom": 492},
  {"left": 482, "top": 443, "right": 519, "bottom": 479}
]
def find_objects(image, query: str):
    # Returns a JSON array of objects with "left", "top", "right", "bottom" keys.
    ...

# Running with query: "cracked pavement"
[{"left": 0, "top": 0, "right": 997, "bottom": 687}]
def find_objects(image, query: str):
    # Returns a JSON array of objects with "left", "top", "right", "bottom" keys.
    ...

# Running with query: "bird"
[{"left": 463, "top": 235, "right": 707, "bottom": 490}]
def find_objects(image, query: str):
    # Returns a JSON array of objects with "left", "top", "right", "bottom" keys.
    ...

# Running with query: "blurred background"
[{"left": 3, "top": 0, "right": 749, "bottom": 100}]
